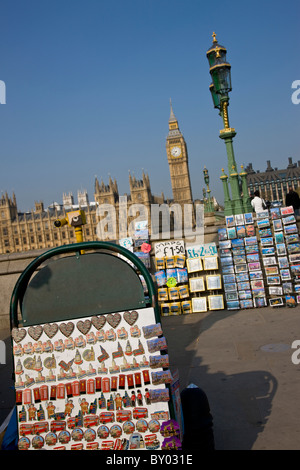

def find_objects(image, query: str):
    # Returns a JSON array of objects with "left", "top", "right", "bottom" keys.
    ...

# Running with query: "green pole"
[
  {"left": 220, "top": 169, "right": 233, "bottom": 216},
  {"left": 240, "top": 165, "right": 252, "bottom": 213}
]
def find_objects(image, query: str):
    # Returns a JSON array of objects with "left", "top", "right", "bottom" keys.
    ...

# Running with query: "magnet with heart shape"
[
  {"left": 76, "top": 319, "right": 91, "bottom": 335},
  {"left": 43, "top": 323, "right": 59, "bottom": 339},
  {"left": 12, "top": 327, "right": 27, "bottom": 344},
  {"left": 28, "top": 325, "right": 43, "bottom": 341},
  {"left": 123, "top": 310, "right": 139, "bottom": 326},
  {"left": 106, "top": 313, "right": 121, "bottom": 328},
  {"left": 59, "top": 322, "right": 75, "bottom": 338},
  {"left": 91, "top": 315, "right": 106, "bottom": 330}
]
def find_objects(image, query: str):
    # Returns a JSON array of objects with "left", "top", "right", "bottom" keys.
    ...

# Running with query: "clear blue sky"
[{"left": 0, "top": 0, "right": 299, "bottom": 211}]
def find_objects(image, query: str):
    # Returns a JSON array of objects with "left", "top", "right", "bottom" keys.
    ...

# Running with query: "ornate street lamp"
[
  {"left": 206, "top": 33, "right": 252, "bottom": 215},
  {"left": 203, "top": 167, "right": 214, "bottom": 213}
]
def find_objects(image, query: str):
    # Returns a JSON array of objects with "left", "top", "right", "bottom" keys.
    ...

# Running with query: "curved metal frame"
[{"left": 10, "top": 241, "right": 159, "bottom": 330}]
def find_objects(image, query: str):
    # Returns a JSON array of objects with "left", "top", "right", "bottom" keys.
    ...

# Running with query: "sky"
[{"left": 0, "top": 0, "right": 299, "bottom": 212}]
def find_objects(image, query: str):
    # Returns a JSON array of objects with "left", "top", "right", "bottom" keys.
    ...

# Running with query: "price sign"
[
  {"left": 186, "top": 243, "right": 217, "bottom": 258},
  {"left": 154, "top": 240, "right": 185, "bottom": 258}
]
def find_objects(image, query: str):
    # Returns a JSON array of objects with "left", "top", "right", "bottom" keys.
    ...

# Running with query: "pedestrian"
[
  {"left": 251, "top": 190, "right": 267, "bottom": 213},
  {"left": 285, "top": 186, "right": 300, "bottom": 215}
]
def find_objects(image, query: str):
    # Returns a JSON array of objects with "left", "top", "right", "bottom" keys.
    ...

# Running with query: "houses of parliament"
[{"left": 0, "top": 104, "right": 194, "bottom": 254}]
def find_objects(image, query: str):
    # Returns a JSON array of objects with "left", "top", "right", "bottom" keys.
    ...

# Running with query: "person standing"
[
  {"left": 251, "top": 190, "right": 267, "bottom": 213},
  {"left": 286, "top": 186, "right": 300, "bottom": 215}
]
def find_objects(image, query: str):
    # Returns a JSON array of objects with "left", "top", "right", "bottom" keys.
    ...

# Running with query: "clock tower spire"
[{"left": 166, "top": 100, "right": 193, "bottom": 206}]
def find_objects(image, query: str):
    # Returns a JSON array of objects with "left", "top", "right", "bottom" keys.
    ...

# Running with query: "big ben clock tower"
[{"left": 166, "top": 100, "right": 193, "bottom": 207}]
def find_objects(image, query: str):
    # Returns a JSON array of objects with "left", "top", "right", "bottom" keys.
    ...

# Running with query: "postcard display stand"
[
  {"left": 219, "top": 206, "right": 300, "bottom": 310},
  {"left": 12, "top": 307, "right": 181, "bottom": 450},
  {"left": 154, "top": 240, "right": 224, "bottom": 315}
]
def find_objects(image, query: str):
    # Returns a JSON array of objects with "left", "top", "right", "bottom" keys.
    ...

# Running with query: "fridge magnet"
[
  {"left": 117, "top": 327, "right": 128, "bottom": 340},
  {"left": 28, "top": 325, "right": 43, "bottom": 342},
  {"left": 95, "top": 330, "right": 106, "bottom": 343},
  {"left": 123, "top": 310, "right": 139, "bottom": 326},
  {"left": 59, "top": 322, "right": 75, "bottom": 338},
  {"left": 244, "top": 213, "right": 254, "bottom": 224},
  {"left": 106, "top": 313, "right": 121, "bottom": 329},
  {"left": 149, "top": 389, "right": 170, "bottom": 403},
  {"left": 105, "top": 329, "right": 116, "bottom": 342},
  {"left": 208, "top": 295, "right": 224, "bottom": 310},
  {"left": 123, "top": 420, "right": 135, "bottom": 434},
  {"left": 149, "top": 354, "right": 169, "bottom": 369},
  {"left": 76, "top": 320, "right": 91, "bottom": 336},
  {"left": 269, "top": 297, "right": 284, "bottom": 307},
  {"left": 130, "top": 325, "right": 141, "bottom": 338},
  {"left": 97, "top": 346, "right": 109, "bottom": 363},
  {"left": 147, "top": 337, "right": 167, "bottom": 354},
  {"left": 142, "top": 323, "right": 163, "bottom": 339},
  {"left": 192, "top": 297, "right": 207, "bottom": 313},
  {"left": 151, "top": 370, "right": 173, "bottom": 385},
  {"left": 43, "top": 323, "right": 59, "bottom": 339},
  {"left": 91, "top": 315, "right": 106, "bottom": 331}
]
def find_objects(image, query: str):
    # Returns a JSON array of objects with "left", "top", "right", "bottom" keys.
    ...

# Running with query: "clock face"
[{"left": 171, "top": 146, "right": 181, "bottom": 157}]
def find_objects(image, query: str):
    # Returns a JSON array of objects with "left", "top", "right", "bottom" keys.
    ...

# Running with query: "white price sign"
[
  {"left": 186, "top": 243, "right": 217, "bottom": 258},
  {"left": 154, "top": 240, "right": 185, "bottom": 258}
]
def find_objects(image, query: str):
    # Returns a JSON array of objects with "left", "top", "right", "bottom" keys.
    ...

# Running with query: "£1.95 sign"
[{"left": 186, "top": 243, "right": 217, "bottom": 258}]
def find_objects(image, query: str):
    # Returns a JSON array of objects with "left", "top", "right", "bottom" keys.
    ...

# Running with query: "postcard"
[
  {"left": 221, "top": 265, "right": 235, "bottom": 274},
  {"left": 227, "top": 227, "right": 237, "bottom": 239},
  {"left": 245, "top": 236, "right": 258, "bottom": 246},
  {"left": 260, "top": 237, "right": 273, "bottom": 246},
  {"left": 273, "top": 219, "right": 283, "bottom": 231},
  {"left": 261, "top": 247, "right": 275, "bottom": 256},
  {"left": 262, "top": 256, "right": 277, "bottom": 266},
  {"left": 270, "top": 207, "right": 281, "bottom": 219},
  {"left": 219, "top": 240, "right": 232, "bottom": 249},
  {"left": 276, "top": 243, "right": 287, "bottom": 256},
  {"left": 281, "top": 206, "right": 294, "bottom": 216},
  {"left": 234, "top": 264, "right": 248, "bottom": 273},
  {"left": 297, "top": 295, "right": 300, "bottom": 304},
  {"left": 251, "top": 279, "right": 264, "bottom": 290},
  {"left": 287, "top": 243, "right": 300, "bottom": 254},
  {"left": 267, "top": 275, "right": 281, "bottom": 285},
  {"left": 238, "top": 281, "right": 250, "bottom": 291},
  {"left": 282, "top": 215, "right": 296, "bottom": 225},
  {"left": 269, "top": 286, "right": 283, "bottom": 296},
  {"left": 218, "top": 228, "right": 228, "bottom": 241},
  {"left": 284, "top": 224, "right": 298, "bottom": 234},
  {"left": 246, "top": 253, "right": 260, "bottom": 263},
  {"left": 286, "top": 295, "right": 297, "bottom": 307},
  {"left": 280, "top": 269, "right": 291, "bottom": 280},
  {"left": 220, "top": 256, "right": 233, "bottom": 266},
  {"left": 232, "top": 247, "right": 246, "bottom": 255},
  {"left": 285, "top": 234, "right": 299, "bottom": 244},
  {"left": 248, "top": 262, "right": 261, "bottom": 271},
  {"left": 233, "top": 255, "right": 247, "bottom": 265},
  {"left": 264, "top": 265, "right": 279, "bottom": 275},
  {"left": 244, "top": 213, "right": 254, "bottom": 224},
  {"left": 225, "top": 292, "right": 239, "bottom": 301},
  {"left": 254, "top": 297, "right": 267, "bottom": 307},
  {"left": 226, "top": 300, "right": 240, "bottom": 310},
  {"left": 225, "top": 215, "right": 235, "bottom": 227},
  {"left": 240, "top": 299, "right": 253, "bottom": 309},
  {"left": 231, "top": 238, "right": 244, "bottom": 247},
  {"left": 235, "top": 214, "right": 245, "bottom": 225},
  {"left": 282, "top": 282, "right": 293, "bottom": 293},
  {"left": 257, "top": 218, "right": 270, "bottom": 229},
  {"left": 256, "top": 210, "right": 269, "bottom": 219},
  {"left": 236, "top": 225, "right": 246, "bottom": 238},
  {"left": 274, "top": 232, "right": 284, "bottom": 244},
  {"left": 259, "top": 228, "right": 272, "bottom": 237},
  {"left": 269, "top": 297, "right": 284, "bottom": 307},
  {"left": 278, "top": 256, "right": 289, "bottom": 269},
  {"left": 245, "top": 225, "right": 256, "bottom": 237},
  {"left": 252, "top": 288, "right": 266, "bottom": 298},
  {"left": 290, "top": 264, "right": 300, "bottom": 275},
  {"left": 223, "top": 274, "right": 236, "bottom": 284},
  {"left": 236, "top": 272, "right": 249, "bottom": 282},
  {"left": 224, "top": 283, "right": 237, "bottom": 292},
  {"left": 245, "top": 244, "right": 259, "bottom": 254},
  {"left": 249, "top": 270, "right": 263, "bottom": 280},
  {"left": 238, "top": 290, "right": 252, "bottom": 299}
]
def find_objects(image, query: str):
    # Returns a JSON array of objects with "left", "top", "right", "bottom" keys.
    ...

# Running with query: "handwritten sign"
[
  {"left": 186, "top": 243, "right": 217, "bottom": 258},
  {"left": 154, "top": 240, "right": 185, "bottom": 258}
]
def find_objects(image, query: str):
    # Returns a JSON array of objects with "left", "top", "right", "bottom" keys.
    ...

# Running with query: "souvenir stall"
[
  {"left": 9, "top": 241, "right": 182, "bottom": 451},
  {"left": 219, "top": 206, "right": 300, "bottom": 309}
]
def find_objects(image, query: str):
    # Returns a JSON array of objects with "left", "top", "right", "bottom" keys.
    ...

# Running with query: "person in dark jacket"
[{"left": 286, "top": 187, "right": 300, "bottom": 215}]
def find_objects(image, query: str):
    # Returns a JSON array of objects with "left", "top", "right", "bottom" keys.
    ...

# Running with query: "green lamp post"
[
  {"left": 206, "top": 33, "right": 252, "bottom": 215},
  {"left": 203, "top": 166, "right": 214, "bottom": 213}
]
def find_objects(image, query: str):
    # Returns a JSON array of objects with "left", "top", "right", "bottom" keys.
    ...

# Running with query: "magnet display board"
[{"left": 12, "top": 307, "right": 173, "bottom": 450}]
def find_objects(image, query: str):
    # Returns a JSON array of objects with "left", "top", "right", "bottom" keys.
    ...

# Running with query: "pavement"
[{"left": 1, "top": 304, "right": 300, "bottom": 450}]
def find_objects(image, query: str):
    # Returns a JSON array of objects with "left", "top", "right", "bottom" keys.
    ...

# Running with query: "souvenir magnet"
[
  {"left": 95, "top": 377, "right": 101, "bottom": 392},
  {"left": 111, "top": 376, "right": 118, "bottom": 392},
  {"left": 106, "top": 313, "right": 121, "bottom": 328},
  {"left": 43, "top": 323, "right": 59, "bottom": 339},
  {"left": 91, "top": 315, "right": 106, "bottom": 330},
  {"left": 80, "top": 379, "right": 87, "bottom": 394},
  {"left": 119, "top": 374, "right": 125, "bottom": 390},
  {"left": 33, "top": 388, "right": 41, "bottom": 403},
  {"left": 123, "top": 310, "right": 139, "bottom": 326},
  {"left": 28, "top": 325, "right": 43, "bottom": 341},
  {"left": 65, "top": 383, "right": 73, "bottom": 398},
  {"left": 76, "top": 319, "right": 91, "bottom": 335},
  {"left": 59, "top": 322, "right": 75, "bottom": 338},
  {"left": 87, "top": 379, "right": 95, "bottom": 394},
  {"left": 102, "top": 377, "right": 110, "bottom": 393},
  {"left": 97, "top": 346, "right": 109, "bottom": 363},
  {"left": 134, "top": 372, "right": 142, "bottom": 387},
  {"left": 23, "top": 388, "right": 32, "bottom": 405},
  {"left": 12, "top": 328, "right": 27, "bottom": 344},
  {"left": 127, "top": 374, "right": 134, "bottom": 389},
  {"left": 142, "top": 370, "right": 150, "bottom": 385},
  {"left": 16, "top": 390, "right": 23, "bottom": 406},
  {"left": 72, "top": 381, "right": 80, "bottom": 396},
  {"left": 142, "top": 323, "right": 163, "bottom": 339}
]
